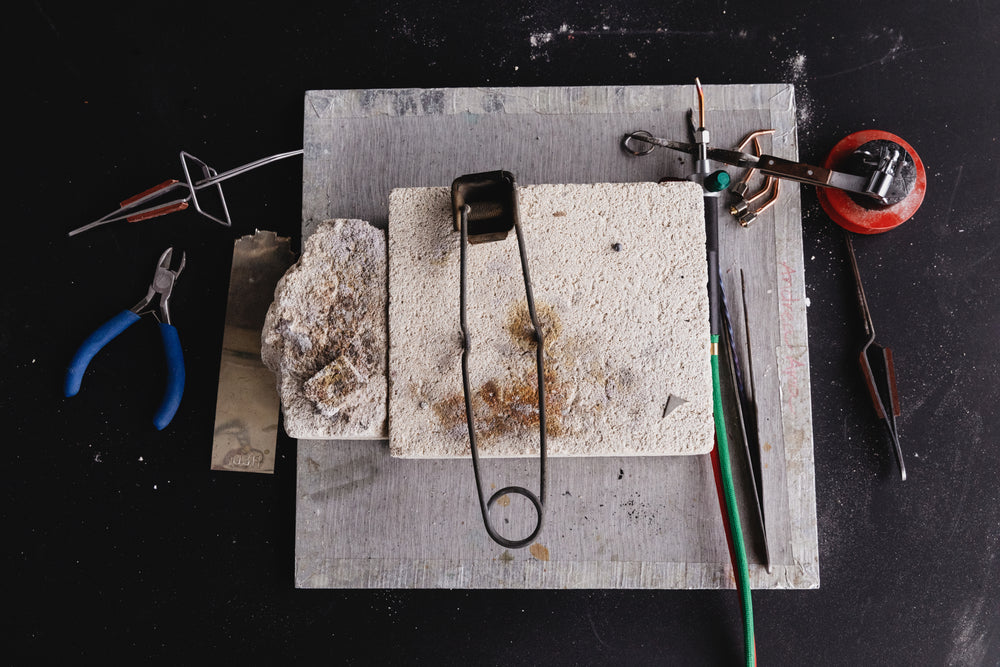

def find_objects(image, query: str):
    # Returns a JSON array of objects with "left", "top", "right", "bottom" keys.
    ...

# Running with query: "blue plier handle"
[{"left": 64, "top": 248, "right": 186, "bottom": 430}]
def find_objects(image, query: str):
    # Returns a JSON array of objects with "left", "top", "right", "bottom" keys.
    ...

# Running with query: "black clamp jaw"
[{"left": 451, "top": 170, "right": 519, "bottom": 245}]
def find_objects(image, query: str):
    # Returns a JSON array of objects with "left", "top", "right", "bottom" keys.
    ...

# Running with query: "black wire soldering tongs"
[{"left": 452, "top": 171, "right": 547, "bottom": 549}]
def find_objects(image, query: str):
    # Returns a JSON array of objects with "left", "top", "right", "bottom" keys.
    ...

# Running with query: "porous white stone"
[
  {"left": 388, "top": 182, "right": 712, "bottom": 458},
  {"left": 262, "top": 219, "right": 387, "bottom": 439}
]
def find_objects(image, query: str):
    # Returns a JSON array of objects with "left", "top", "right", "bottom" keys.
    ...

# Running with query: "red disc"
[{"left": 816, "top": 130, "right": 926, "bottom": 234}]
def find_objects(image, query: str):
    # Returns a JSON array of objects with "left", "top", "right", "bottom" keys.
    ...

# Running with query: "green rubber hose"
[{"left": 711, "top": 334, "right": 756, "bottom": 666}]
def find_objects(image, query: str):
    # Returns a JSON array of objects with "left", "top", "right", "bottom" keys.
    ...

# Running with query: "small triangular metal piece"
[{"left": 662, "top": 394, "right": 688, "bottom": 419}]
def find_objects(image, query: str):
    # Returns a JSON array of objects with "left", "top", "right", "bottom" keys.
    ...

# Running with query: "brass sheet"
[{"left": 211, "top": 231, "right": 295, "bottom": 474}]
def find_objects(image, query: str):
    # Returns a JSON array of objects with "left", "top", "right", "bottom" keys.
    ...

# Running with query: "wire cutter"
[{"left": 64, "top": 248, "right": 187, "bottom": 430}]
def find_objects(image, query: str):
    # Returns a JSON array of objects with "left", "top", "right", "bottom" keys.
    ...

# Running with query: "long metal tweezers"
[
  {"left": 720, "top": 270, "right": 771, "bottom": 572},
  {"left": 69, "top": 149, "right": 304, "bottom": 237},
  {"left": 845, "top": 232, "right": 906, "bottom": 480}
]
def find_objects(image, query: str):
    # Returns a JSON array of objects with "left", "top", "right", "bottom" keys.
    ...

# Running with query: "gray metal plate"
[{"left": 296, "top": 85, "right": 818, "bottom": 589}]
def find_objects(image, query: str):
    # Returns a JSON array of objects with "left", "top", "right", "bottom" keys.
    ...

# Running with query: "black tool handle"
[{"left": 705, "top": 197, "right": 721, "bottom": 337}]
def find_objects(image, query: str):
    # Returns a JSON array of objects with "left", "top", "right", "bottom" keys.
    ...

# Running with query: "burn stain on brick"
[
  {"left": 507, "top": 300, "right": 562, "bottom": 354},
  {"left": 304, "top": 357, "right": 362, "bottom": 422},
  {"left": 434, "top": 369, "right": 570, "bottom": 446},
  {"left": 434, "top": 301, "right": 570, "bottom": 444}
]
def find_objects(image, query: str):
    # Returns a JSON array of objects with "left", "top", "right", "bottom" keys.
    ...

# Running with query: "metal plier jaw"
[
  {"left": 130, "top": 247, "right": 186, "bottom": 325},
  {"left": 64, "top": 247, "right": 187, "bottom": 430}
]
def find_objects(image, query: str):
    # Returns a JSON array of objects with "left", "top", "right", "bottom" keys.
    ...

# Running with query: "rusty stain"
[
  {"left": 528, "top": 543, "right": 550, "bottom": 561},
  {"left": 434, "top": 369, "right": 569, "bottom": 443},
  {"left": 433, "top": 301, "right": 575, "bottom": 448},
  {"left": 304, "top": 357, "right": 361, "bottom": 405},
  {"left": 495, "top": 494, "right": 511, "bottom": 507},
  {"left": 433, "top": 300, "right": 571, "bottom": 442},
  {"left": 552, "top": 210, "right": 567, "bottom": 217},
  {"left": 507, "top": 300, "right": 562, "bottom": 354},
  {"left": 763, "top": 441, "right": 773, "bottom": 452},
  {"left": 480, "top": 371, "right": 569, "bottom": 438}
]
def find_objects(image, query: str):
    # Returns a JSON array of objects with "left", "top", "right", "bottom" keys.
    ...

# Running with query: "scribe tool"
[
  {"left": 64, "top": 247, "right": 187, "bottom": 430},
  {"left": 720, "top": 270, "right": 771, "bottom": 572}
]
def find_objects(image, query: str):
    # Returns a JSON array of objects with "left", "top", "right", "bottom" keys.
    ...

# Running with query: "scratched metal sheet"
[{"left": 295, "top": 85, "right": 818, "bottom": 589}]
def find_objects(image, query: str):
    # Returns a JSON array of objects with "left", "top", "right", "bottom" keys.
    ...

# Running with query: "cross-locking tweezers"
[
  {"left": 845, "top": 233, "right": 906, "bottom": 480},
  {"left": 68, "top": 149, "right": 304, "bottom": 237}
]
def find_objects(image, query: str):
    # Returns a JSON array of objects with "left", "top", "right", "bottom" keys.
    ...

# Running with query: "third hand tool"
[
  {"left": 64, "top": 248, "right": 187, "bottom": 430},
  {"left": 818, "top": 130, "right": 925, "bottom": 480},
  {"left": 626, "top": 116, "right": 925, "bottom": 481},
  {"left": 622, "top": 130, "right": 909, "bottom": 205}
]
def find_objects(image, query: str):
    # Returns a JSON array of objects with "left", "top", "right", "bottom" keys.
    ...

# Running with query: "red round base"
[{"left": 817, "top": 130, "right": 926, "bottom": 234}]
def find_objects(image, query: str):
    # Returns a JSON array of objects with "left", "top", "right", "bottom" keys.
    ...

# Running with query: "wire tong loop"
[{"left": 454, "top": 171, "right": 547, "bottom": 549}]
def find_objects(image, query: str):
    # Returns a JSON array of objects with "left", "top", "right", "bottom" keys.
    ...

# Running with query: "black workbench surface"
[{"left": 8, "top": 2, "right": 999, "bottom": 663}]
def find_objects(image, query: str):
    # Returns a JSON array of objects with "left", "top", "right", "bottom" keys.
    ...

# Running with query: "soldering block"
[
  {"left": 262, "top": 218, "right": 387, "bottom": 439},
  {"left": 388, "top": 182, "right": 712, "bottom": 458}
]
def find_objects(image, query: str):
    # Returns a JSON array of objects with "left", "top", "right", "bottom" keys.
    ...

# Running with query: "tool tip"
[{"left": 694, "top": 79, "right": 706, "bottom": 128}]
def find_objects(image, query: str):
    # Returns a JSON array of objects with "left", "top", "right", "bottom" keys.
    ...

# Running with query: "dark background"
[{"left": 8, "top": 1, "right": 999, "bottom": 664}]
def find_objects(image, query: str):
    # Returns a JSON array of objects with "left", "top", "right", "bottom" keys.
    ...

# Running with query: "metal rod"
[{"left": 459, "top": 205, "right": 547, "bottom": 549}]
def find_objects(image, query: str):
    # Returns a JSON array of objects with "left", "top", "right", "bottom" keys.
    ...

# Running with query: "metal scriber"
[
  {"left": 64, "top": 247, "right": 187, "bottom": 430},
  {"left": 845, "top": 233, "right": 906, "bottom": 480}
]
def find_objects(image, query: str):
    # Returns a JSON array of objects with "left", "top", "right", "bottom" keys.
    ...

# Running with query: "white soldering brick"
[{"left": 388, "top": 182, "right": 712, "bottom": 458}]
